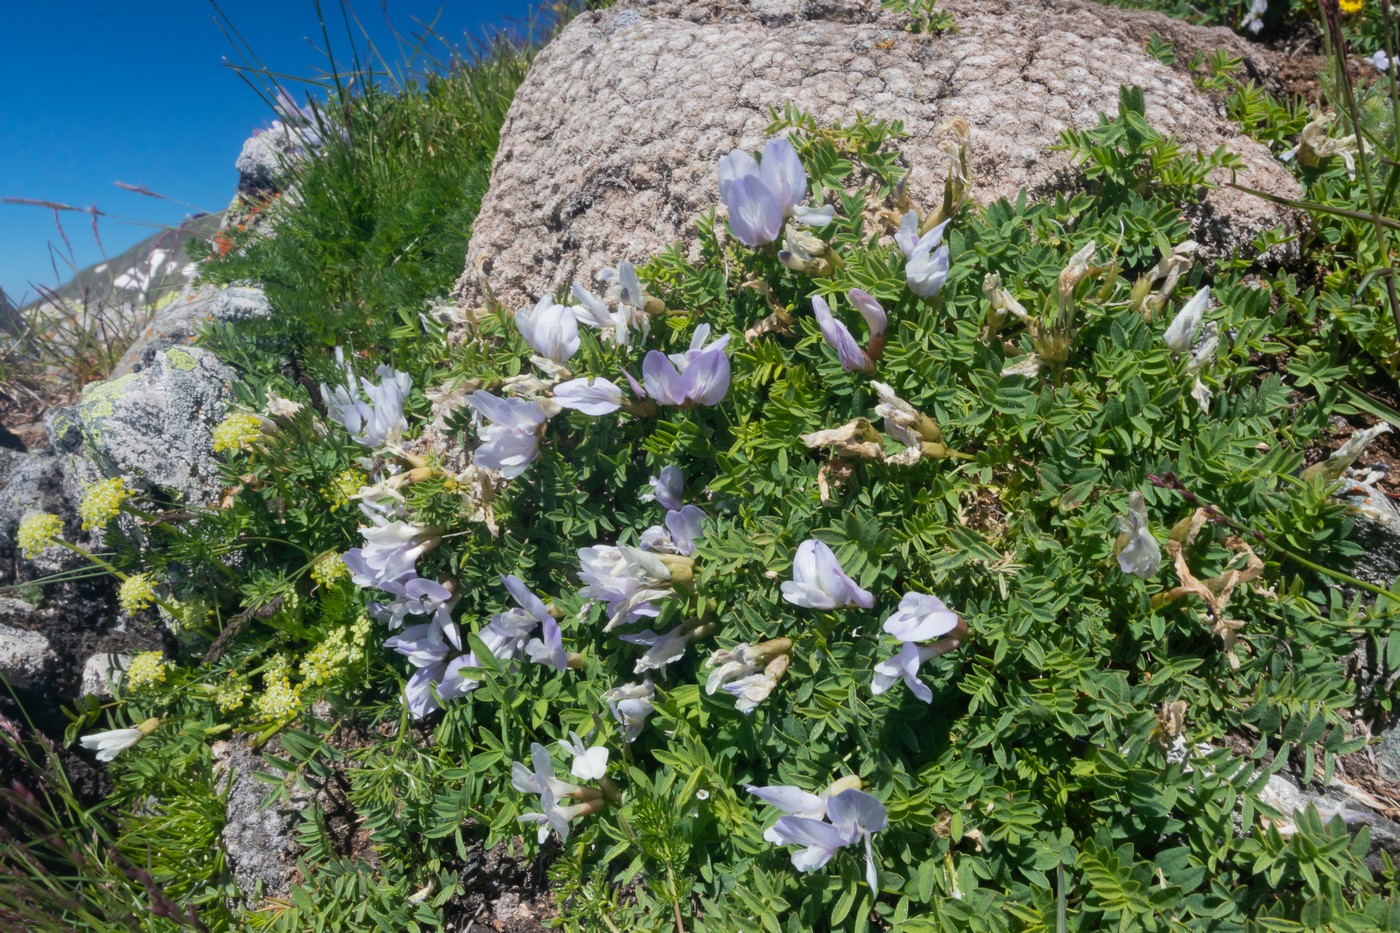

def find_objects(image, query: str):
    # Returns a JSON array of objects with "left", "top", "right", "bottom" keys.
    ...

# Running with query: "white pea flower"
[
  {"left": 321, "top": 347, "right": 413, "bottom": 449},
  {"left": 602, "top": 679, "right": 656, "bottom": 742},
  {"left": 1164, "top": 286, "right": 1210, "bottom": 355},
  {"left": 80, "top": 718, "right": 159, "bottom": 761},
  {"left": 560, "top": 732, "right": 611, "bottom": 781},
  {"left": 1115, "top": 491, "right": 1162, "bottom": 579},
  {"left": 781, "top": 540, "right": 874, "bottom": 610},
  {"left": 516, "top": 295, "right": 580, "bottom": 363},
  {"left": 554, "top": 377, "right": 626, "bottom": 416}
]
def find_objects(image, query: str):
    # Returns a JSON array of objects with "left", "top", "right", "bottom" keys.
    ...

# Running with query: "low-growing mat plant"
[{"left": 9, "top": 1, "right": 1400, "bottom": 930}]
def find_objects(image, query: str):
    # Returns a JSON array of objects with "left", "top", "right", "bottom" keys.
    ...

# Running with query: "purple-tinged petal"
[
  {"left": 718, "top": 149, "right": 759, "bottom": 201},
  {"left": 827, "top": 788, "right": 888, "bottom": 834},
  {"left": 665, "top": 505, "right": 706, "bottom": 556},
  {"left": 812, "top": 296, "right": 867, "bottom": 372},
  {"left": 649, "top": 465, "right": 684, "bottom": 512},
  {"left": 882, "top": 592, "right": 959, "bottom": 642},
  {"left": 555, "top": 377, "right": 625, "bottom": 416},
  {"left": 503, "top": 575, "right": 550, "bottom": 622},
  {"left": 848, "top": 289, "right": 887, "bottom": 337},
  {"left": 642, "top": 351, "right": 687, "bottom": 406},
  {"left": 760, "top": 137, "right": 807, "bottom": 215},
  {"left": 725, "top": 175, "right": 784, "bottom": 247},
  {"left": 682, "top": 348, "right": 732, "bottom": 406}
]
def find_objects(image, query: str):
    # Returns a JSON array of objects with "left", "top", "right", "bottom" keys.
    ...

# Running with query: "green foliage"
[
  {"left": 196, "top": 32, "right": 538, "bottom": 387},
  {"left": 17, "top": 0, "right": 1400, "bottom": 924}
]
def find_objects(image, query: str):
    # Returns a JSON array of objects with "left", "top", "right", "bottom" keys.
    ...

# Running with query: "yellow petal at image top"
[{"left": 1340, "top": 0, "right": 1363, "bottom": 12}]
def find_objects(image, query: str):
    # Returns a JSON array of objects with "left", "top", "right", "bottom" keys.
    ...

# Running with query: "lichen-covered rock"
[
  {"left": 455, "top": 0, "right": 1302, "bottom": 313},
  {"left": 113, "top": 285, "right": 274, "bottom": 377},
  {"left": 0, "top": 453, "right": 81, "bottom": 582},
  {"left": 81, "top": 651, "right": 131, "bottom": 699},
  {"left": 59, "top": 345, "right": 231, "bottom": 507},
  {"left": 0, "top": 615, "right": 54, "bottom": 690},
  {"left": 235, "top": 123, "right": 301, "bottom": 197},
  {"left": 214, "top": 736, "right": 313, "bottom": 902}
]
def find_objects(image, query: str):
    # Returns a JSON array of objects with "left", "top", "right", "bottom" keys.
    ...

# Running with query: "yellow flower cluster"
[
  {"left": 214, "top": 680, "right": 251, "bottom": 713},
  {"left": 323, "top": 469, "right": 367, "bottom": 511},
  {"left": 17, "top": 513, "right": 64, "bottom": 559},
  {"left": 125, "top": 651, "right": 169, "bottom": 690},
  {"left": 1340, "top": 0, "right": 1363, "bottom": 12},
  {"left": 79, "top": 477, "right": 129, "bottom": 531},
  {"left": 299, "top": 625, "right": 366, "bottom": 687},
  {"left": 255, "top": 675, "right": 302, "bottom": 722},
  {"left": 118, "top": 573, "right": 157, "bottom": 612},
  {"left": 212, "top": 412, "right": 266, "bottom": 453},
  {"left": 310, "top": 553, "right": 349, "bottom": 587}
]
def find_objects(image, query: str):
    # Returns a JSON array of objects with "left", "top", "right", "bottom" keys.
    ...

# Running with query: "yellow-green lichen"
[{"left": 165, "top": 348, "right": 197, "bottom": 371}]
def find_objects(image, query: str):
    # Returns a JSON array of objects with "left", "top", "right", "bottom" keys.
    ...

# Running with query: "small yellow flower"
[
  {"left": 17, "top": 513, "right": 64, "bottom": 559},
  {"left": 310, "top": 553, "right": 349, "bottom": 587},
  {"left": 125, "top": 651, "right": 169, "bottom": 690},
  {"left": 214, "top": 680, "right": 251, "bottom": 712},
  {"left": 118, "top": 573, "right": 158, "bottom": 613},
  {"left": 212, "top": 412, "right": 267, "bottom": 453},
  {"left": 1340, "top": 0, "right": 1363, "bottom": 13},
  {"left": 322, "top": 469, "right": 367, "bottom": 511},
  {"left": 80, "top": 477, "right": 129, "bottom": 531},
  {"left": 255, "top": 675, "right": 302, "bottom": 722}
]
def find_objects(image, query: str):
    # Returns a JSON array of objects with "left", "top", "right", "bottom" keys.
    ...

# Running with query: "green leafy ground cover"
[{"left": 8, "top": 2, "right": 1400, "bottom": 931}]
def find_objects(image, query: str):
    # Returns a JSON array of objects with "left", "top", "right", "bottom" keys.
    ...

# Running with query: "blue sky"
[{"left": 0, "top": 0, "right": 538, "bottom": 306}]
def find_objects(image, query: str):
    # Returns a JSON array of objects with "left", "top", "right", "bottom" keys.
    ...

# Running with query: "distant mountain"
[{"left": 22, "top": 212, "right": 224, "bottom": 312}]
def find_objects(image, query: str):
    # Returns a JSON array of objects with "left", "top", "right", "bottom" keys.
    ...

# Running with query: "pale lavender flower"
[
  {"left": 664, "top": 505, "right": 705, "bottom": 556},
  {"left": 503, "top": 574, "right": 551, "bottom": 623},
  {"left": 718, "top": 138, "right": 834, "bottom": 247},
  {"left": 573, "top": 279, "right": 647, "bottom": 348},
  {"left": 344, "top": 510, "right": 437, "bottom": 589},
  {"left": 638, "top": 325, "right": 731, "bottom": 408},
  {"left": 723, "top": 672, "right": 784, "bottom": 714},
  {"left": 1116, "top": 492, "right": 1161, "bottom": 579},
  {"left": 602, "top": 679, "right": 656, "bottom": 742},
  {"left": 554, "top": 377, "right": 625, "bottom": 416},
  {"left": 812, "top": 296, "right": 868, "bottom": 372},
  {"left": 847, "top": 289, "right": 887, "bottom": 338},
  {"left": 780, "top": 540, "right": 874, "bottom": 610},
  {"left": 882, "top": 592, "right": 960, "bottom": 643},
  {"left": 516, "top": 295, "right": 580, "bottom": 363},
  {"left": 513, "top": 743, "right": 592, "bottom": 842},
  {"left": 709, "top": 639, "right": 791, "bottom": 714},
  {"left": 321, "top": 348, "right": 413, "bottom": 449},
  {"left": 1241, "top": 0, "right": 1266, "bottom": 34},
  {"left": 578, "top": 544, "right": 674, "bottom": 631},
  {"left": 385, "top": 621, "right": 473, "bottom": 718},
  {"left": 646, "top": 465, "right": 685, "bottom": 512},
  {"left": 620, "top": 624, "right": 695, "bottom": 673},
  {"left": 1369, "top": 50, "right": 1393, "bottom": 73},
  {"left": 371, "top": 574, "right": 459, "bottom": 648},
  {"left": 467, "top": 391, "right": 550, "bottom": 479},
  {"left": 1164, "top": 286, "right": 1210, "bottom": 355},
  {"left": 897, "top": 212, "right": 952, "bottom": 299},
  {"left": 871, "top": 641, "right": 942, "bottom": 703},
  {"left": 526, "top": 616, "right": 568, "bottom": 671},
  {"left": 767, "top": 789, "right": 886, "bottom": 888},
  {"left": 560, "top": 732, "right": 610, "bottom": 781}
]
